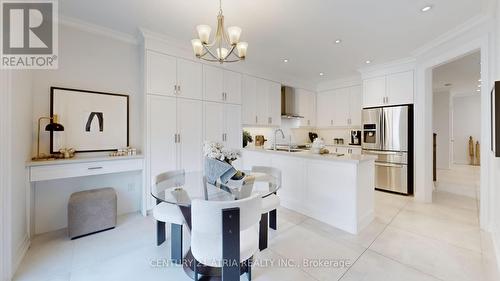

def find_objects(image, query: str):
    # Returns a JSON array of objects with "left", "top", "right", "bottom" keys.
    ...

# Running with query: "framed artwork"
[{"left": 50, "top": 87, "right": 129, "bottom": 153}]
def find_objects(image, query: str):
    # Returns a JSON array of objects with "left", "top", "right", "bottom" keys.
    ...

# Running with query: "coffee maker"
[{"left": 350, "top": 130, "right": 361, "bottom": 145}]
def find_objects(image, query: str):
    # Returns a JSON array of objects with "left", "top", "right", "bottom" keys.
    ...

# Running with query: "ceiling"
[
  {"left": 432, "top": 51, "right": 481, "bottom": 96},
  {"left": 59, "top": 0, "right": 489, "bottom": 85}
]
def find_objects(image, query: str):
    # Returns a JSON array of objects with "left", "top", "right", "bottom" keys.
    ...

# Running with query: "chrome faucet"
[{"left": 274, "top": 129, "right": 285, "bottom": 151}]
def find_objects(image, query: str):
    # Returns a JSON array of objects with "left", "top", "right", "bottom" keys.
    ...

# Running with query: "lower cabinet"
[{"left": 270, "top": 155, "right": 307, "bottom": 213}]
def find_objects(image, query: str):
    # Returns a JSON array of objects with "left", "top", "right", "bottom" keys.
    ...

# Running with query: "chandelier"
[{"left": 191, "top": 0, "right": 248, "bottom": 63}]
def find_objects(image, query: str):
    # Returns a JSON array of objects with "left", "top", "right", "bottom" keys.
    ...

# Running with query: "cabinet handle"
[
  {"left": 174, "top": 85, "right": 177, "bottom": 95},
  {"left": 386, "top": 96, "right": 389, "bottom": 104},
  {"left": 177, "top": 85, "right": 181, "bottom": 95},
  {"left": 270, "top": 117, "right": 272, "bottom": 124},
  {"left": 178, "top": 133, "right": 181, "bottom": 143},
  {"left": 255, "top": 116, "right": 258, "bottom": 124},
  {"left": 88, "top": 166, "right": 103, "bottom": 170},
  {"left": 225, "top": 92, "right": 228, "bottom": 101},
  {"left": 330, "top": 120, "right": 333, "bottom": 125},
  {"left": 222, "top": 92, "right": 225, "bottom": 101},
  {"left": 307, "top": 120, "right": 310, "bottom": 126}
]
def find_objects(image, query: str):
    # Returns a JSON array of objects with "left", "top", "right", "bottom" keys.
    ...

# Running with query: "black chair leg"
[
  {"left": 156, "top": 220, "right": 166, "bottom": 246},
  {"left": 247, "top": 256, "right": 253, "bottom": 281},
  {"left": 259, "top": 213, "right": 268, "bottom": 251},
  {"left": 171, "top": 223, "right": 183, "bottom": 264},
  {"left": 269, "top": 209, "right": 277, "bottom": 230},
  {"left": 193, "top": 258, "right": 198, "bottom": 281}
]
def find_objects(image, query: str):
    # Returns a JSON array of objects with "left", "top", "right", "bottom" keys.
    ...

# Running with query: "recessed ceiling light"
[
  {"left": 421, "top": 5, "right": 433, "bottom": 12},
  {"left": 477, "top": 89, "right": 481, "bottom": 92},
  {"left": 478, "top": 85, "right": 481, "bottom": 88},
  {"left": 319, "top": 72, "right": 324, "bottom": 76},
  {"left": 478, "top": 79, "right": 482, "bottom": 82},
  {"left": 365, "top": 60, "right": 371, "bottom": 64},
  {"left": 283, "top": 59, "right": 289, "bottom": 63},
  {"left": 335, "top": 39, "right": 342, "bottom": 44}
]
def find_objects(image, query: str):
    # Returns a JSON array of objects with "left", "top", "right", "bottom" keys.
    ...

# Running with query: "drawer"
[{"left": 30, "top": 159, "right": 144, "bottom": 182}]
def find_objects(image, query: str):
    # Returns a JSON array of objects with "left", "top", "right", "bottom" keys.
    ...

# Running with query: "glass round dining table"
[
  {"left": 151, "top": 170, "right": 281, "bottom": 207},
  {"left": 150, "top": 170, "right": 281, "bottom": 280}
]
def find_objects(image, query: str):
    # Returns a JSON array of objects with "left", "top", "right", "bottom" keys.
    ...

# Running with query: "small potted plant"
[{"left": 243, "top": 130, "right": 253, "bottom": 148}]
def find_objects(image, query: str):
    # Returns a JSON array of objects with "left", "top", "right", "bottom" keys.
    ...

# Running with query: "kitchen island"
[{"left": 240, "top": 147, "right": 376, "bottom": 234}]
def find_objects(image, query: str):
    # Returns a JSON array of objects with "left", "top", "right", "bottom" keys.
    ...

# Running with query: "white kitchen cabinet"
[
  {"left": 271, "top": 155, "right": 307, "bottom": 213},
  {"left": 242, "top": 75, "right": 281, "bottom": 127},
  {"left": 386, "top": 71, "right": 414, "bottom": 105},
  {"left": 148, "top": 95, "right": 203, "bottom": 174},
  {"left": 147, "top": 51, "right": 203, "bottom": 100},
  {"left": 177, "top": 98, "right": 203, "bottom": 171},
  {"left": 204, "top": 102, "right": 242, "bottom": 149},
  {"left": 204, "top": 65, "right": 225, "bottom": 102},
  {"left": 241, "top": 150, "right": 271, "bottom": 170},
  {"left": 225, "top": 104, "right": 242, "bottom": 149},
  {"left": 242, "top": 75, "right": 257, "bottom": 125},
  {"left": 317, "top": 86, "right": 360, "bottom": 128},
  {"left": 349, "top": 85, "right": 362, "bottom": 127},
  {"left": 333, "top": 88, "right": 350, "bottom": 127},
  {"left": 148, "top": 95, "right": 178, "bottom": 178},
  {"left": 224, "top": 70, "right": 242, "bottom": 104},
  {"left": 363, "top": 76, "right": 386, "bottom": 108},
  {"left": 204, "top": 101, "right": 225, "bottom": 143},
  {"left": 204, "top": 65, "right": 242, "bottom": 104},
  {"left": 147, "top": 51, "right": 177, "bottom": 96},
  {"left": 363, "top": 70, "right": 414, "bottom": 107},
  {"left": 316, "top": 91, "right": 335, "bottom": 127},
  {"left": 268, "top": 81, "right": 282, "bottom": 127},
  {"left": 177, "top": 58, "right": 203, "bottom": 100},
  {"left": 296, "top": 89, "right": 316, "bottom": 127},
  {"left": 255, "top": 78, "right": 270, "bottom": 125}
]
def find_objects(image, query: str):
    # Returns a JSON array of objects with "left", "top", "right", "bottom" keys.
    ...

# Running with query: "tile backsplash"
[{"left": 243, "top": 119, "right": 352, "bottom": 148}]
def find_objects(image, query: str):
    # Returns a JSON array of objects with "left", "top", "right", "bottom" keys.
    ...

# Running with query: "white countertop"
[
  {"left": 243, "top": 147, "right": 376, "bottom": 163},
  {"left": 27, "top": 154, "right": 144, "bottom": 167},
  {"left": 325, "top": 144, "right": 362, "bottom": 148}
]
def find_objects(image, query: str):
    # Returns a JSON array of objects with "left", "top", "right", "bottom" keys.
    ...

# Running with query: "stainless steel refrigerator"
[{"left": 362, "top": 105, "right": 413, "bottom": 195}]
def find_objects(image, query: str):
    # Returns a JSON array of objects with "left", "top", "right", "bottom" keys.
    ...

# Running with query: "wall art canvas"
[{"left": 50, "top": 87, "right": 129, "bottom": 153}]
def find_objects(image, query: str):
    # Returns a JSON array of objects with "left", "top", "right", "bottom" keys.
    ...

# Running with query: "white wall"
[
  {"left": 9, "top": 70, "right": 33, "bottom": 273},
  {"left": 452, "top": 94, "right": 482, "bottom": 164},
  {"left": 30, "top": 24, "right": 143, "bottom": 234},
  {"left": 433, "top": 91, "right": 451, "bottom": 169}
]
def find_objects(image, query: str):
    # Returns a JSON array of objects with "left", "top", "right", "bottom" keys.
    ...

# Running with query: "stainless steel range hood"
[{"left": 281, "top": 86, "right": 304, "bottom": 119}]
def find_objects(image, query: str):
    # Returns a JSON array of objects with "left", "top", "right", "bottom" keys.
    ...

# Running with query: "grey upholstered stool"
[{"left": 68, "top": 187, "right": 117, "bottom": 239}]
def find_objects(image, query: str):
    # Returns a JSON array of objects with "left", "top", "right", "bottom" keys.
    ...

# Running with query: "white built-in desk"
[{"left": 26, "top": 155, "right": 145, "bottom": 236}]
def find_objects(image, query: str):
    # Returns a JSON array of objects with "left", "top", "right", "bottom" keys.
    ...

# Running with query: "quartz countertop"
[
  {"left": 27, "top": 154, "right": 144, "bottom": 167},
  {"left": 243, "top": 147, "right": 376, "bottom": 163}
]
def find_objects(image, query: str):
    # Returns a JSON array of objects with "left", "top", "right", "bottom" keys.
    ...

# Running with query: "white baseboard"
[
  {"left": 493, "top": 231, "right": 500, "bottom": 269},
  {"left": 12, "top": 234, "right": 30, "bottom": 278}
]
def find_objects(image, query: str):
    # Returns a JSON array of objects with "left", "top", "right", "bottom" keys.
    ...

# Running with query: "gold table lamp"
[{"left": 32, "top": 114, "right": 64, "bottom": 161}]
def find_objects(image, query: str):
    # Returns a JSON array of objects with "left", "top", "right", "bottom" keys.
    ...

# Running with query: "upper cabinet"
[
  {"left": 147, "top": 51, "right": 177, "bottom": 97},
  {"left": 146, "top": 51, "right": 202, "bottom": 100},
  {"left": 316, "top": 85, "right": 362, "bottom": 128},
  {"left": 242, "top": 74, "right": 281, "bottom": 127},
  {"left": 362, "top": 70, "right": 414, "bottom": 108},
  {"left": 296, "top": 89, "right": 316, "bottom": 128},
  {"left": 203, "top": 65, "right": 242, "bottom": 104}
]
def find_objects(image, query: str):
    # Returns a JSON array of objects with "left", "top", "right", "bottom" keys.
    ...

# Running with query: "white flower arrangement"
[{"left": 203, "top": 141, "right": 241, "bottom": 163}]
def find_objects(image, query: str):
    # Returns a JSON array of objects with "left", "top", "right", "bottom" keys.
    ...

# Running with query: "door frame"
[
  {"left": 415, "top": 32, "right": 493, "bottom": 230},
  {"left": 0, "top": 70, "right": 13, "bottom": 281}
]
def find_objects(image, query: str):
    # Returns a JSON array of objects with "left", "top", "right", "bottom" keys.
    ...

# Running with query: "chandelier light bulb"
[
  {"left": 236, "top": 42, "right": 248, "bottom": 58},
  {"left": 217, "top": 47, "right": 229, "bottom": 60},
  {"left": 191, "top": 39, "right": 203, "bottom": 56},
  {"left": 196, "top": 25, "right": 211, "bottom": 44},
  {"left": 227, "top": 26, "right": 242, "bottom": 45}
]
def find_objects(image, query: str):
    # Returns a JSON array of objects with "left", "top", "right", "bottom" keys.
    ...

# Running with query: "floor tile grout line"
[
  {"left": 368, "top": 248, "right": 448, "bottom": 281},
  {"left": 337, "top": 197, "right": 410, "bottom": 280},
  {"left": 266, "top": 248, "right": 321, "bottom": 281}
]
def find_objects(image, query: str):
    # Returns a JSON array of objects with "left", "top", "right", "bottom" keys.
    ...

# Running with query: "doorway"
[{"left": 431, "top": 51, "right": 481, "bottom": 198}]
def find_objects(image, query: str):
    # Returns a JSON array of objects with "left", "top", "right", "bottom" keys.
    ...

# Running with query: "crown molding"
[
  {"left": 59, "top": 15, "right": 139, "bottom": 45},
  {"left": 357, "top": 57, "right": 416, "bottom": 79},
  {"left": 411, "top": 14, "right": 492, "bottom": 58},
  {"left": 316, "top": 75, "right": 362, "bottom": 92}
]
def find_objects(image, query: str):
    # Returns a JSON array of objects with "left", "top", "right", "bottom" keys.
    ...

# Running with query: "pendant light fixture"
[{"left": 191, "top": 0, "right": 248, "bottom": 63}]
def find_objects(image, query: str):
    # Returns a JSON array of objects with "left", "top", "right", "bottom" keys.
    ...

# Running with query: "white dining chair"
[
  {"left": 152, "top": 170, "right": 186, "bottom": 263},
  {"left": 191, "top": 190, "right": 261, "bottom": 281},
  {"left": 251, "top": 166, "right": 281, "bottom": 251}
]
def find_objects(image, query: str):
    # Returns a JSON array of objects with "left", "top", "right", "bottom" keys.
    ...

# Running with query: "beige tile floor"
[{"left": 14, "top": 186, "right": 499, "bottom": 281}]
